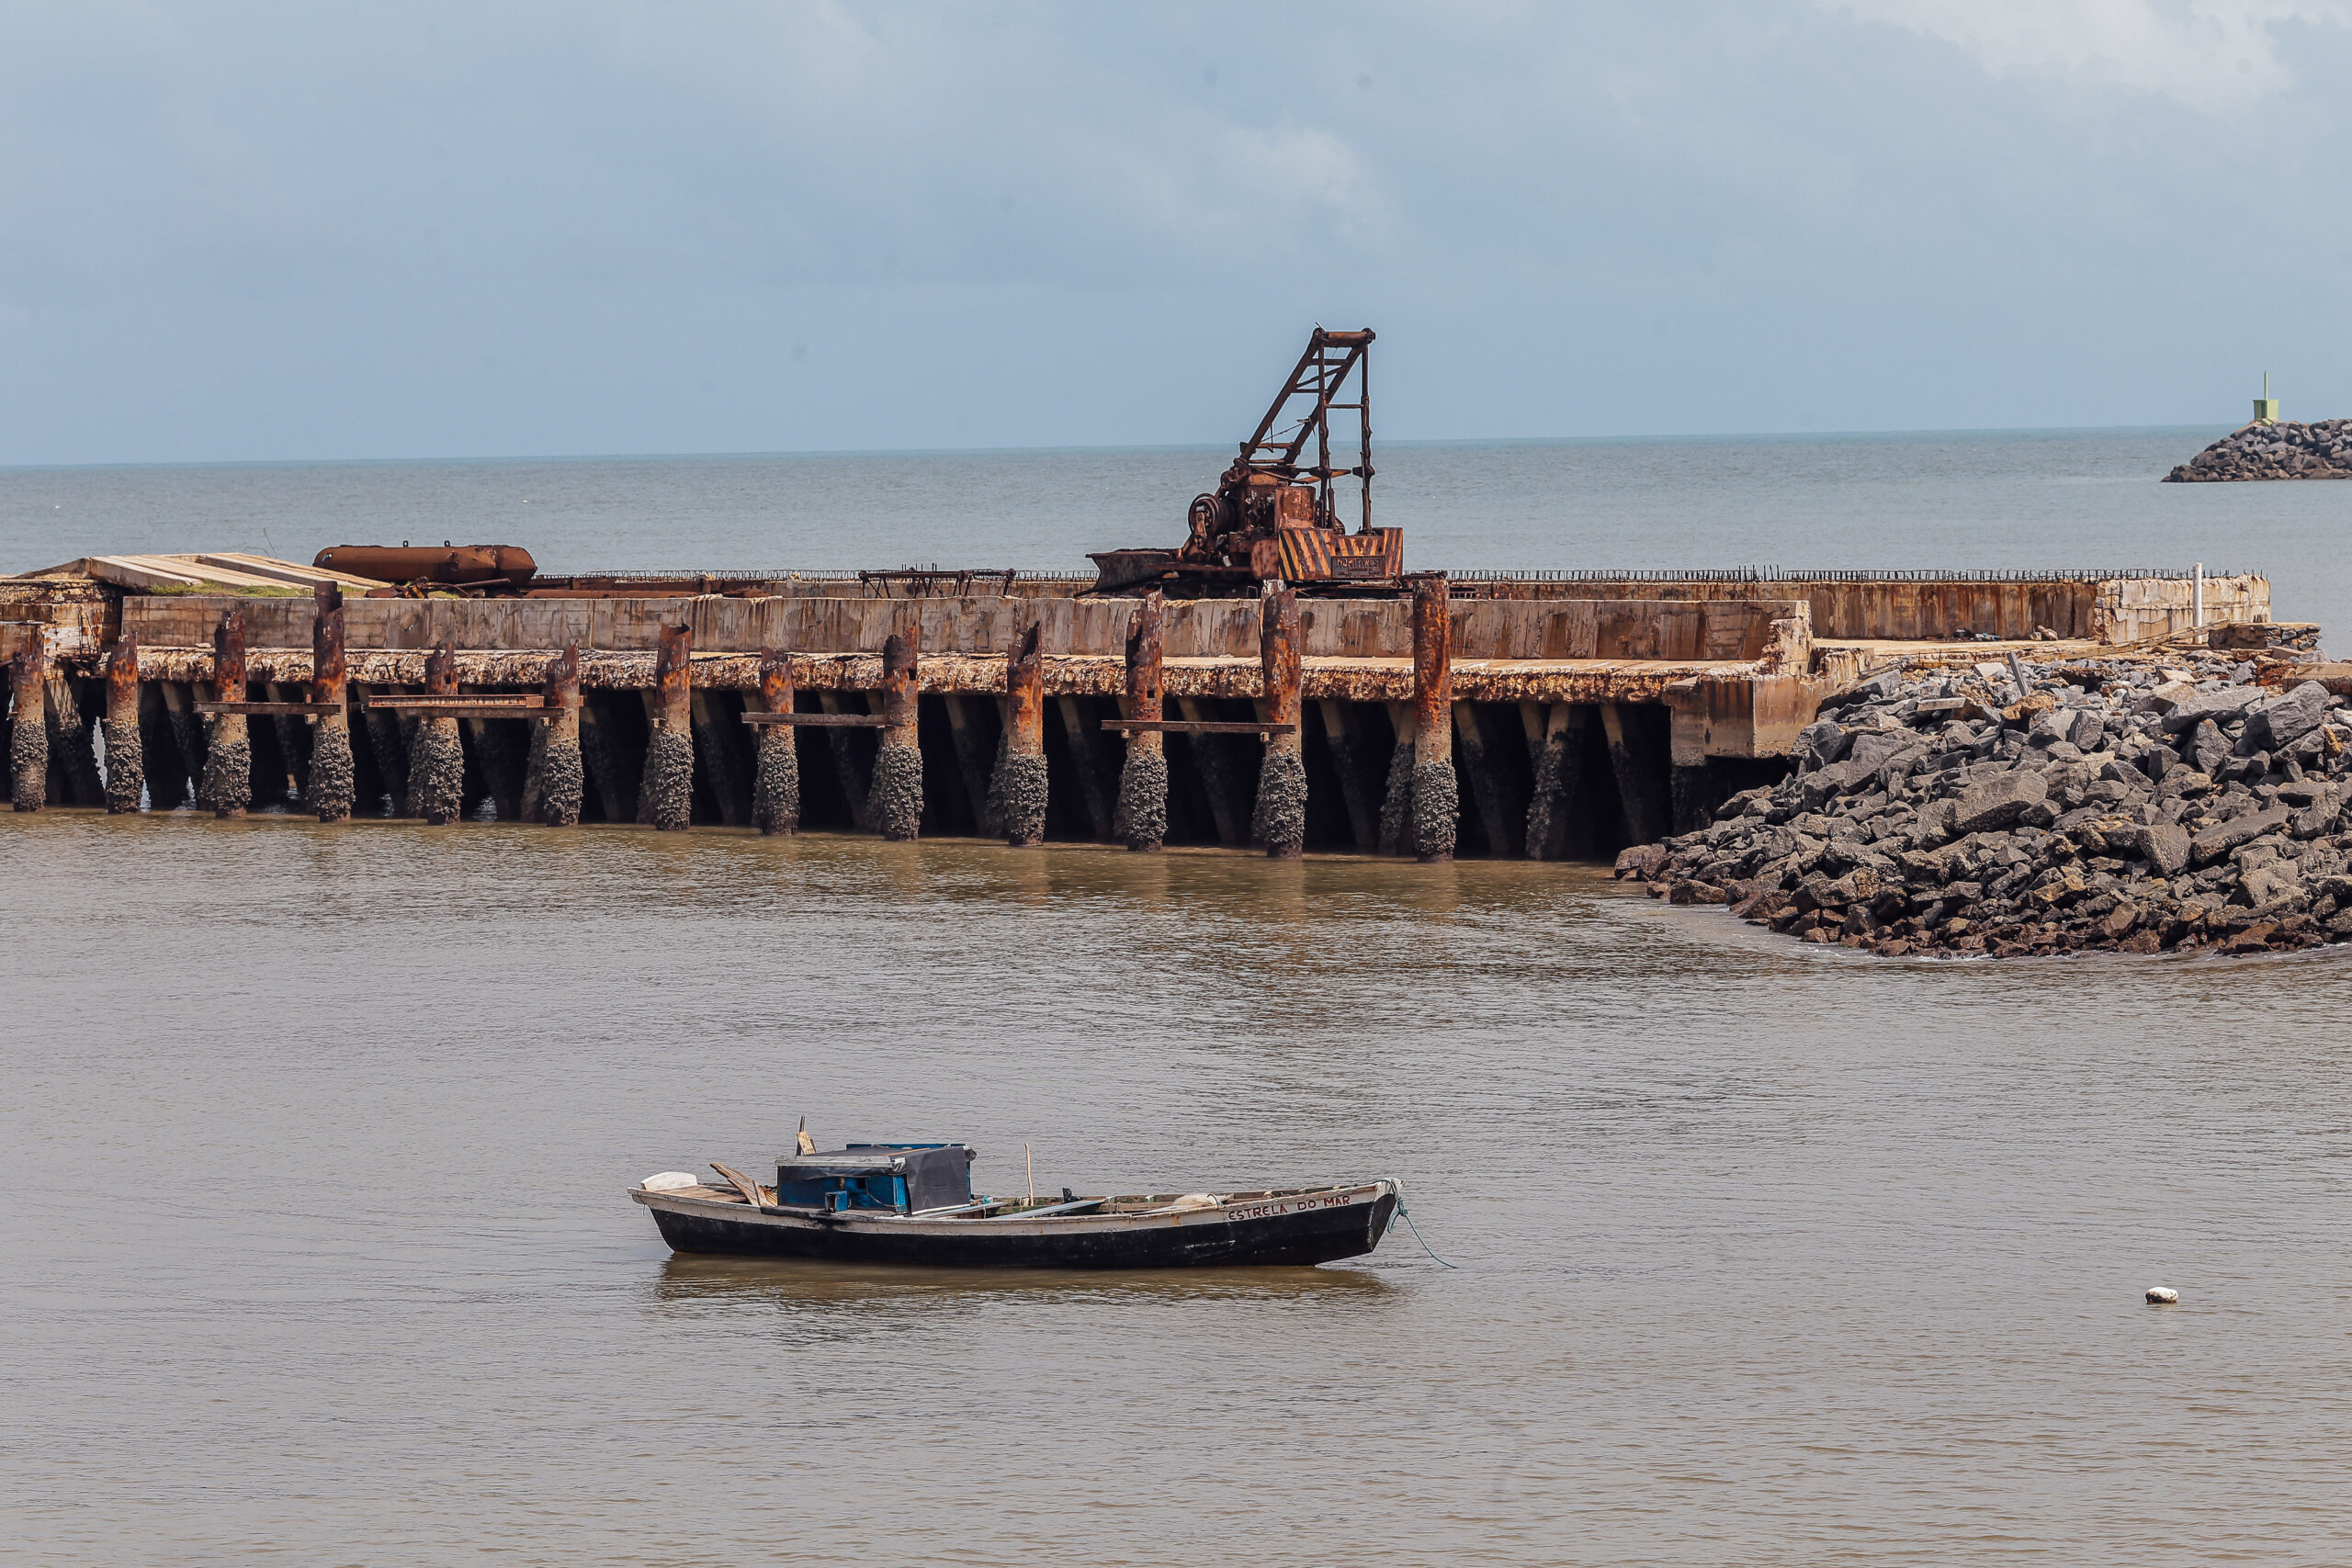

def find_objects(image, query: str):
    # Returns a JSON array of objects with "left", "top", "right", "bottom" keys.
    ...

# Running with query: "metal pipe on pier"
[
  {"left": 1253, "top": 584, "right": 1306, "bottom": 859},
  {"left": 199, "top": 610, "right": 252, "bottom": 818},
  {"left": 103, "top": 633, "right": 143, "bottom": 814},
  {"left": 1116, "top": 591, "right": 1167, "bottom": 852},
  {"left": 639, "top": 622, "right": 694, "bottom": 830},
  {"left": 871, "top": 626, "right": 923, "bottom": 841}
]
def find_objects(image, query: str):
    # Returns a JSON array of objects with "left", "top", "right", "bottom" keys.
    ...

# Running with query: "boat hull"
[{"left": 633, "top": 1182, "right": 1400, "bottom": 1269}]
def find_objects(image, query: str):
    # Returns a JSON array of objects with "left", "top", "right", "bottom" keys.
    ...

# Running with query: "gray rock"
[
  {"left": 2134, "top": 821, "right": 2192, "bottom": 874},
  {"left": 2189, "top": 804, "right": 2292, "bottom": 866},
  {"left": 2161, "top": 687, "right": 2263, "bottom": 734},
  {"left": 2245, "top": 681, "right": 2332, "bottom": 752},
  {"left": 2187, "top": 718, "right": 2229, "bottom": 778},
  {"left": 1952, "top": 770, "right": 2049, "bottom": 835}
]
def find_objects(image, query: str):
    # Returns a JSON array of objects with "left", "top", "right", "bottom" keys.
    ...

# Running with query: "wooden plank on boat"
[
  {"left": 709, "top": 1161, "right": 767, "bottom": 1207},
  {"left": 739, "top": 711, "right": 889, "bottom": 728}
]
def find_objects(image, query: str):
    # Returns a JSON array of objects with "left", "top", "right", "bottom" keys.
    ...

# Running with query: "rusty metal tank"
[{"left": 313, "top": 545, "right": 537, "bottom": 587}]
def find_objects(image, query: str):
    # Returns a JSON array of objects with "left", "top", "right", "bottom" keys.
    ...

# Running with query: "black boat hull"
[{"left": 637, "top": 1185, "right": 1400, "bottom": 1269}]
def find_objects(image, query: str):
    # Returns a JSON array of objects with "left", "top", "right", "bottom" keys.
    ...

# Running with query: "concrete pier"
[{"left": 0, "top": 563, "right": 2292, "bottom": 861}]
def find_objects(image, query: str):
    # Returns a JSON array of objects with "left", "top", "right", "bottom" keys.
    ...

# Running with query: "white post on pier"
[{"left": 2194, "top": 561, "right": 2205, "bottom": 628}]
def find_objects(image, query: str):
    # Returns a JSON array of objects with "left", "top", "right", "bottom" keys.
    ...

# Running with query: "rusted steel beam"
[
  {"left": 411, "top": 638, "right": 466, "bottom": 825},
  {"left": 197, "top": 701, "right": 341, "bottom": 716},
  {"left": 1521, "top": 703, "right": 1583, "bottom": 861},
  {"left": 741, "top": 711, "right": 888, "bottom": 728},
  {"left": 870, "top": 626, "right": 922, "bottom": 840},
  {"left": 1253, "top": 585, "right": 1306, "bottom": 858},
  {"left": 103, "top": 634, "right": 143, "bottom": 814},
  {"left": 1599, "top": 702, "right": 1661, "bottom": 848},
  {"left": 1409, "top": 576, "right": 1457, "bottom": 862},
  {"left": 639, "top": 622, "right": 694, "bottom": 830},
  {"left": 996, "top": 623, "right": 1047, "bottom": 847},
  {"left": 1103, "top": 719, "right": 1298, "bottom": 736},
  {"left": 199, "top": 609, "right": 252, "bottom": 818},
  {"left": 9, "top": 649, "right": 46, "bottom": 812},
  {"left": 527, "top": 643, "right": 584, "bottom": 826},
  {"left": 1115, "top": 590, "right": 1166, "bottom": 852},
  {"left": 752, "top": 649, "right": 797, "bottom": 835}
]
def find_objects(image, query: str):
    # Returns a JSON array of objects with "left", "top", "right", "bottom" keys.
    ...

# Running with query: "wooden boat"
[{"left": 630, "top": 1141, "right": 1402, "bottom": 1269}]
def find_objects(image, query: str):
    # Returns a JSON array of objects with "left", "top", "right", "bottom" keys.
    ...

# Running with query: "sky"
[{"left": 3, "top": 0, "right": 2349, "bottom": 464}]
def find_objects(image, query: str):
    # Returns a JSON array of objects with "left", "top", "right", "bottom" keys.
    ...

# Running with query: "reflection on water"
[{"left": 652, "top": 1252, "right": 1399, "bottom": 1312}]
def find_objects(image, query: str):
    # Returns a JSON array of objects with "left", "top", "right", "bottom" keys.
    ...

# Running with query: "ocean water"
[
  {"left": 5, "top": 426, "right": 2349, "bottom": 634},
  {"left": 6, "top": 430, "right": 2351, "bottom": 1564}
]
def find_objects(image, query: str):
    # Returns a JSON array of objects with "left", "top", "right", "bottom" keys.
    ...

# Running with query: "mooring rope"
[{"left": 1394, "top": 1203, "right": 1457, "bottom": 1269}]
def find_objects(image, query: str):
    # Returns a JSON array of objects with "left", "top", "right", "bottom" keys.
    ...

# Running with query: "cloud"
[{"left": 1826, "top": 0, "right": 2352, "bottom": 113}]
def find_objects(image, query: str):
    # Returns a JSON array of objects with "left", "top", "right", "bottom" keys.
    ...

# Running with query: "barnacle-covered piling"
[
  {"left": 410, "top": 639, "right": 465, "bottom": 825},
  {"left": 103, "top": 633, "right": 143, "bottom": 814},
  {"left": 308, "top": 587, "right": 354, "bottom": 823},
  {"left": 870, "top": 626, "right": 923, "bottom": 840},
  {"left": 1115, "top": 591, "right": 1167, "bottom": 852},
  {"left": 995, "top": 623, "right": 1048, "bottom": 847},
  {"left": 1252, "top": 586, "right": 1306, "bottom": 858},
  {"left": 752, "top": 649, "right": 798, "bottom": 835},
  {"left": 639, "top": 622, "right": 695, "bottom": 831},
  {"left": 528, "top": 644, "right": 584, "bottom": 827},
  {"left": 1409, "top": 576, "right": 1458, "bottom": 863},
  {"left": 198, "top": 610, "right": 252, "bottom": 818},
  {"left": 9, "top": 649, "right": 46, "bottom": 812}
]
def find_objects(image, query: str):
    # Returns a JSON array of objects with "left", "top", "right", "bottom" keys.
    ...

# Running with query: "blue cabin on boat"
[{"left": 775, "top": 1143, "right": 975, "bottom": 1214}]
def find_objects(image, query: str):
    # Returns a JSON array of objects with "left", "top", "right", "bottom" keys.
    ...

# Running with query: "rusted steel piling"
[
  {"left": 102, "top": 633, "right": 143, "bottom": 814},
  {"left": 526, "top": 644, "right": 584, "bottom": 827},
  {"left": 198, "top": 610, "right": 253, "bottom": 818},
  {"left": 870, "top": 626, "right": 924, "bottom": 840},
  {"left": 752, "top": 649, "right": 799, "bottom": 835},
  {"left": 1115, "top": 591, "right": 1168, "bottom": 852},
  {"left": 996, "top": 623, "right": 1048, "bottom": 847},
  {"left": 1409, "top": 576, "right": 1458, "bottom": 863},
  {"left": 639, "top": 622, "right": 694, "bottom": 830},
  {"left": 410, "top": 639, "right": 466, "bottom": 825},
  {"left": 1253, "top": 586, "right": 1307, "bottom": 858},
  {"left": 308, "top": 586, "right": 355, "bottom": 823},
  {"left": 9, "top": 649, "right": 46, "bottom": 811}
]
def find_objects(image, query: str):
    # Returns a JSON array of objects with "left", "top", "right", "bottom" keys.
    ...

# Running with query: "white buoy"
[{"left": 2146, "top": 1286, "right": 2179, "bottom": 1304}]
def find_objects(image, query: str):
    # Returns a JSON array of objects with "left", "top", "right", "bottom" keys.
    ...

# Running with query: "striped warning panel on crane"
[{"left": 1277, "top": 527, "right": 1403, "bottom": 582}]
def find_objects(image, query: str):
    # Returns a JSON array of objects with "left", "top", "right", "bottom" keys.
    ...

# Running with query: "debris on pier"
[{"left": 1623, "top": 623, "right": 2352, "bottom": 957}]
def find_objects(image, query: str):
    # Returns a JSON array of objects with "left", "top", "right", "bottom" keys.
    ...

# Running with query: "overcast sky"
[{"left": 3, "top": 1, "right": 2348, "bottom": 464}]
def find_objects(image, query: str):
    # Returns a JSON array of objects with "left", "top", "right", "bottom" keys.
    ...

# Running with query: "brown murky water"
[{"left": 6, "top": 808, "right": 2351, "bottom": 1564}]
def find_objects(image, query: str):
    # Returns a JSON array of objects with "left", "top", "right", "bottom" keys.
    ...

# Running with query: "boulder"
[
  {"left": 2161, "top": 687, "right": 2263, "bottom": 734},
  {"left": 1952, "top": 770, "right": 2049, "bottom": 835},
  {"left": 2245, "top": 681, "right": 2333, "bottom": 752},
  {"left": 2189, "top": 805, "right": 2292, "bottom": 866}
]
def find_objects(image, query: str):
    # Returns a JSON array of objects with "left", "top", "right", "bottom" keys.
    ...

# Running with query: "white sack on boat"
[{"left": 641, "top": 1171, "right": 702, "bottom": 1191}]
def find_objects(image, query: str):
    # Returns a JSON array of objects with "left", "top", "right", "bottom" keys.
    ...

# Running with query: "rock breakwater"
[
  {"left": 1621, "top": 645, "right": 2352, "bottom": 958},
  {"left": 2165, "top": 420, "right": 2352, "bottom": 481}
]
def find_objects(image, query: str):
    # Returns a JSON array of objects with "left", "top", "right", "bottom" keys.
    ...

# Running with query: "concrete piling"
[
  {"left": 1253, "top": 585, "right": 1307, "bottom": 858},
  {"left": 139, "top": 680, "right": 187, "bottom": 809},
  {"left": 9, "top": 649, "right": 46, "bottom": 811},
  {"left": 1598, "top": 703, "right": 1659, "bottom": 847},
  {"left": 1116, "top": 590, "right": 1168, "bottom": 852},
  {"left": 308, "top": 586, "right": 355, "bottom": 823},
  {"left": 1452, "top": 701, "right": 1521, "bottom": 858},
  {"left": 689, "top": 689, "right": 752, "bottom": 827},
  {"left": 1377, "top": 702, "right": 1415, "bottom": 854},
  {"left": 1316, "top": 700, "right": 1384, "bottom": 849},
  {"left": 158, "top": 682, "right": 207, "bottom": 801},
  {"left": 1409, "top": 576, "right": 1458, "bottom": 863},
  {"left": 577, "top": 691, "right": 638, "bottom": 824},
  {"left": 103, "top": 632, "right": 142, "bottom": 814},
  {"left": 871, "top": 626, "right": 923, "bottom": 840},
  {"left": 198, "top": 610, "right": 253, "bottom": 818},
  {"left": 996, "top": 623, "right": 1048, "bottom": 847},
  {"left": 410, "top": 639, "right": 466, "bottom": 825},
  {"left": 943, "top": 694, "right": 998, "bottom": 834},
  {"left": 639, "top": 623, "right": 695, "bottom": 831},
  {"left": 752, "top": 649, "right": 798, "bottom": 835},
  {"left": 814, "top": 692, "right": 876, "bottom": 829},
  {"left": 1522, "top": 703, "right": 1583, "bottom": 860}
]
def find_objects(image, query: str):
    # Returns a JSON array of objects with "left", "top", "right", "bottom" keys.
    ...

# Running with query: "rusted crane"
[{"left": 1089, "top": 327, "right": 1403, "bottom": 595}]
